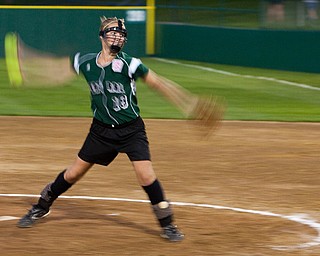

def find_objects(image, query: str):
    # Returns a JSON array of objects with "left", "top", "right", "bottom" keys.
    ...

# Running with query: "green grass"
[{"left": 1, "top": 58, "right": 319, "bottom": 122}]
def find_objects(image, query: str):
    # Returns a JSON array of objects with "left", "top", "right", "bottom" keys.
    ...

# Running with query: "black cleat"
[
  {"left": 17, "top": 204, "right": 50, "bottom": 228},
  {"left": 161, "top": 224, "right": 184, "bottom": 242}
]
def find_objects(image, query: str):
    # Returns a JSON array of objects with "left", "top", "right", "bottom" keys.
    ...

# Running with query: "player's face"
[{"left": 104, "top": 22, "right": 126, "bottom": 49}]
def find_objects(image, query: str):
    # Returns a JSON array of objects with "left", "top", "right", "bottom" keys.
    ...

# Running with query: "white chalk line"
[
  {"left": 0, "top": 193, "right": 320, "bottom": 251},
  {"left": 0, "top": 216, "right": 18, "bottom": 221},
  {"left": 153, "top": 58, "right": 320, "bottom": 91}
]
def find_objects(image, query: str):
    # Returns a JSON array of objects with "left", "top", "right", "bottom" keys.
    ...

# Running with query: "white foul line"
[
  {"left": 0, "top": 216, "right": 18, "bottom": 221},
  {"left": 153, "top": 58, "right": 320, "bottom": 91},
  {"left": 1, "top": 193, "right": 320, "bottom": 250}
]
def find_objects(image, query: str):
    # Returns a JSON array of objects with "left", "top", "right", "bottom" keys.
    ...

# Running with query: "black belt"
[{"left": 93, "top": 116, "right": 141, "bottom": 129}]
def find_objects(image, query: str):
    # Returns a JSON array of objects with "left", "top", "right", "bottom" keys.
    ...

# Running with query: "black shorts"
[{"left": 78, "top": 117, "right": 151, "bottom": 166}]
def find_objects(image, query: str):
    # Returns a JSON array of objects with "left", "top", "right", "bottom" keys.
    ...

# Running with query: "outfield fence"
[
  {"left": 156, "top": 0, "right": 320, "bottom": 29},
  {"left": 0, "top": 2, "right": 155, "bottom": 57},
  {"left": 0, "top": 1, "right": 319, "bottom": 73}
]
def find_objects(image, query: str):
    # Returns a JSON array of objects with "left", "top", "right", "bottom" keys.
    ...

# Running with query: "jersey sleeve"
[
  {"left": 130, "top": 58, "right": 149, "bottom": 80},
  {"left": 70, "top": 52, "right": 81, "bottom": 75}
]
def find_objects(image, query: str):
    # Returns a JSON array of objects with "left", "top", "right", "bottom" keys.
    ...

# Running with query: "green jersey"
[{"left": 72, "top": 51, "right": 149, "bottom": 125}]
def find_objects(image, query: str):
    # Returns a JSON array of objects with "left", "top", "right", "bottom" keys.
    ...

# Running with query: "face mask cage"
[
  {"left": 99, "top": 27, "right": 127, "bottom": 39},
  {"left": 99, "top": 20, "right": 128, "bottom": 53}
]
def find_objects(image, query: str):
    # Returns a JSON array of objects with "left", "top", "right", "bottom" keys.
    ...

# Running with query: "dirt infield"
[{"left": 0, "top": 116, "right": 320, "bottom": 256}]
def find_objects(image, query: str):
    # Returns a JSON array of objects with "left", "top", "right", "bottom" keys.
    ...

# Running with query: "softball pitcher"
[{"left": 17, "top": 16, "right": 184, "bottom": 242}]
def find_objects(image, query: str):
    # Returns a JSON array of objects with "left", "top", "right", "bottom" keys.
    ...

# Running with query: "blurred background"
[
  {"left": 1, "top": 0, "right": 319, "bottom": 28},
  {"left": 1, "top": 0, "right": 319, "bottom": 72},
  {"left": 0, "top": 1, "right": 319, "bottom": 120}
]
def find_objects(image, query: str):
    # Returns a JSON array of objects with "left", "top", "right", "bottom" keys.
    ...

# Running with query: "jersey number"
[{"left": 112, "top": 95, "right": 128, "bottom": 111}]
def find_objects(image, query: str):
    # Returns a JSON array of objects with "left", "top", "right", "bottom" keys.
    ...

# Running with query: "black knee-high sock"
[
  {"left": 142, "top": 179, "right": 165, "bottom": 205},
  {"left": 50, "top": 170, "right": 73, "bottom": 196},
  {"left": 142, "top": 179, "right": 173, "bottom": 227},
  {"left": 38, "top": 170, "right": 72, "bottom": 210}
]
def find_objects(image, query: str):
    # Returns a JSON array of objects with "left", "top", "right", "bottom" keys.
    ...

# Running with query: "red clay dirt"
[{"left": 0, "top": 116, "right": 320, "bottom": 256}]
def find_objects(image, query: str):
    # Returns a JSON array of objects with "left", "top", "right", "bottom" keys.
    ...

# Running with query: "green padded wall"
[
  {"left": 156, "top": 23, "right": 320, "bottom": 73},
  {"left": 0, "top": 8, "right": 146, "bottom": 57}
]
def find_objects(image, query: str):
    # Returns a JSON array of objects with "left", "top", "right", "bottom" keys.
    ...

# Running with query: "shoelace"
[{"left": 165, "top": 225, "right": 179, "bottom": 234}]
